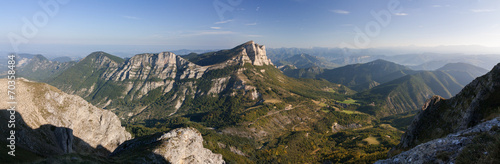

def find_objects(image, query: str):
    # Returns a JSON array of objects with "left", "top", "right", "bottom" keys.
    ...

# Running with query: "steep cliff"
[{"left": 0, "top": 78, "right": 131, "bottom": 157}]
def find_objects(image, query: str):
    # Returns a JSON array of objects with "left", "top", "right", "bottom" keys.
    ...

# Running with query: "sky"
[{"left": 1, "top": 0, "right": 500, "bottom": 57}]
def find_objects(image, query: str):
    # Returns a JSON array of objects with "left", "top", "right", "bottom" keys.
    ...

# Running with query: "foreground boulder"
[{"left": 111, "top": 127, "right": 225, "bottom": 164}]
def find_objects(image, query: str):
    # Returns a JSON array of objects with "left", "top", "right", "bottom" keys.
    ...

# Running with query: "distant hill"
[
  {"left": 274, "top": 54, "right": 340, "bottom": 69},
  {"left": 357, "top": 70, "right": 465, "bottom": 117},
  {"left": 13, "top": 54, "right": 75, "bottom": 82},
  {"left": 436, "top": 62, "right": 488, "bottom": 86},
  {"left": 51, "top": 56, "right": 73, "bottom": 62},
  {"left": 356, "top": 63, "right": 487, "bottom": 117},
  {"left": 318, "top": 59, "right": 418, "bottom": 91},
  {"left": 284, "top": 59, "right": 417, "bottom": 91}
]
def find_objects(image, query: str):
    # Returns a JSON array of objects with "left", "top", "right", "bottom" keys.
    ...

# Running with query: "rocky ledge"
[
  {"left": 112, "top": 127, "right": 225, "bottom": 164},
  {"left": 376, "top": 117, "right": 500, "bottom": 164}
]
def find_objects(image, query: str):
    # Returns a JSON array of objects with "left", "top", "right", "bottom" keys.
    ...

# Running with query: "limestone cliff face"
[
  {"left": 112, "top": 127, "right": 225, "bottom": 164},
  {"left": 0, "top": 78, "right": 131, "bottom": 156},
  {"left": 230, "top": 41, "right": 273, "bottom": 66},
  {"left": 108, "top": 52, "right": 206, "bottom": 101}
]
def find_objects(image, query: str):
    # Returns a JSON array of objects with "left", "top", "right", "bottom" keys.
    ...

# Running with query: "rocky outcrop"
[
  {"left": 109, "top": 52, "right": 206, "bottom": 100},
  {"left": 0, "top": 78, "right": 131, "bottom": 156},
  {"left": 112, "top": 127, "right": 225, "bottom": 164},
  {"left": 331, "top": 122, "right": 362, "bottom": 133},
  {"left": 223, "top": 41, "right": 273, "bottom": 66},
  {"left": 376, "top": 117, "right": 500, "bottom": 164},
  {"left": 238, "top": 41, "right": 273, "bottom": 66}
]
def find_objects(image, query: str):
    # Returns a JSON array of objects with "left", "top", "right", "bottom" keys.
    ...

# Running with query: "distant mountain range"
[
  {"left": 282, "top": 59, "right": 488, "bottom": 117},
  {"left": 266, "top": 47, "right": 500, "bottom": 71},
  {"left": 274, "top": 54, "right": 340, "bottom": 69}
]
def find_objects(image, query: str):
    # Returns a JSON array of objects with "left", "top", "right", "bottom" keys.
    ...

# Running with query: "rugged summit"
[
  {"left": 0, "top": 78, "right": 131, "bottom": 157},
  {"left": 183, "top": 41, "right": 273, "bottom": 66},
  {"left": 112, "top": 127, "right": 225, "bottom": 164},
  {"left": 236, "top": 41, "right": 273, "bottom": 66}
]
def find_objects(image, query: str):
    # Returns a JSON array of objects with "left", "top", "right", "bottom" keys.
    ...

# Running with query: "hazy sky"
[{"left": 1, "top": 0, "right": 500, "bottom": 56}]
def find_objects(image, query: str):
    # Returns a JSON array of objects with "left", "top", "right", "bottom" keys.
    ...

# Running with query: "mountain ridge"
[{"left": 377, "top": 62, "right": 500, "bottom": 163}]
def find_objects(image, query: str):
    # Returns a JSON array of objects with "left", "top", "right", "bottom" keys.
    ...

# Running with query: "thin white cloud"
[
  {"left": 395, "top": 13, "right": 408, "bottom": 16},
  {"left": 210, "top": 27, "right": 221, "bottom": 30},
  {"left": 470, "top": 9, "right": 495, "bottom": 13},
  {"left": 491, "top": 24, "right": 499, "bottom": 29},
  {"left": 431, "top": 5, "right": 442, "bottom": 8},
  {"left": 245, "top": 22, "right": 257, "bottom": 26},
  {"left": 183, "top": 30, "right": 235, "bottom": 37},
  {"left": 246, "top": 34, "right": 263, "bottom": 37},
  {"left": 215, "top": 19, "right": 234, "bottom": 24},
  {"left": 330, "top": 9, "right": 350, "bottom": 15},
  {"left": 123, "top": 15, "right": 139, "bottom": 20},
  {"left": 256, "top": 7, "right": 260, "bottom": 11}
]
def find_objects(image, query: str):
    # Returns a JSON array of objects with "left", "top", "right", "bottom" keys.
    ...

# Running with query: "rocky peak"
[{"left": 234, "top": 41, "right": 273, "bottom": 66}]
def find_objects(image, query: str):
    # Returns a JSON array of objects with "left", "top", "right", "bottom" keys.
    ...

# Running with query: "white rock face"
[
  {"left": 0, "top": 78, "right": 131, "bottom": 156},
  {"left": 228, "top": 41, "right": 273, "bottom": 66},
  {"left": 240, "top": 41, "right": 273, "bottom": 66},
  {"left": 155, "top": 128, "right": 225, "bottom": 164},
  {"left": 112, "top": 127, "right": 225, "bottom": 164},
  {"left": 110, "top": 52, "right": 207, "bottom": 100}
]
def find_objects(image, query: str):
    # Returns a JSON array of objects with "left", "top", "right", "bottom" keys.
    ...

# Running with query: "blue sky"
[{"left": 1, "top": 0, "right": 500, "bottom": 57}]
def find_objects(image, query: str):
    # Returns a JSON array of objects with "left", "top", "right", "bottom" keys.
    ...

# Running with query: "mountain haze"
[{"left": 377, "top": 62, "right": 500, "bottom": 163}]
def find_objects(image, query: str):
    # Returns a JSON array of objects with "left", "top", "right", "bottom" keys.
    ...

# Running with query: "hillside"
[
  {"left": 285, "top": 59, "right": 417, "bottom": 91},
  {"left": 353, "top": 62, "right": 488, "bottom": 117},
  {"left": 436, "top": 62, "right": 488, "bottom": 86},
  {"left": 274, "top": 53, "right": 340, "bottom": 69},
  {"left": 377, "top": 62, "right": 500, "bottom": 163},
  {"left": 16, "top": 55, "right": 76, "bottom": 82},
  {"left": 41, "top": 41, "right": 405, "bottom": 163},
  {"left": 357, "top": 70, "right": 469, "bottom": 117}
]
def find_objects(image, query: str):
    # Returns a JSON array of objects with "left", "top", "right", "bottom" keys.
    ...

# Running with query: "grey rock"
[
  {"left": 0, "top": 78, "right": 131, "bottom": 156},
  {"left": 376, "top": 117, "right": 500, "bottom": 164},
  {"left": 112, "top": 127, "right": 225, "bottom": 164}
]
